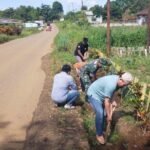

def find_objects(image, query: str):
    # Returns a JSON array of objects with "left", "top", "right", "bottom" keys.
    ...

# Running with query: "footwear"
[
  {"left": 96, "top": 135, "right": 105, "bottom": 145},
  {"left": 64, "top": 104, "right": 75, "bottom": 109}
]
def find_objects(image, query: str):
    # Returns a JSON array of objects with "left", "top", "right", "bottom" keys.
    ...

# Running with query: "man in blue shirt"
[
  {"left": 51, "top": 64, "right": 79, "bottom": 109},
  {"left": 87, "top": 72, "right": 133, "bottom": 144}
]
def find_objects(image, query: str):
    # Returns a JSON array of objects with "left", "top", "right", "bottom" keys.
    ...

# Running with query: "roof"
[
  {"left": 137, "top": 9, "right": 148, "bottom": 16},
  {"left": 85, "top": 11, "right": 93, "bottom": 16},
  {"left": 0, "top": 18, "right": 22, "bottom": 24}
]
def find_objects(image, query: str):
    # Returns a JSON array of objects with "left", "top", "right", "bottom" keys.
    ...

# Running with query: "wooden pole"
[
  {"left": 147, "top": 6, "right": 150, "bottom": 50},
  {"left": 107, "top": 0, "right": 111, "bottom": 57}
]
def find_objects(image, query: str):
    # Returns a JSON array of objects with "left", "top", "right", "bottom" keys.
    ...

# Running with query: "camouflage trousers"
[{"left": 80, "top": 73, "right": 91, "bottom": 93}]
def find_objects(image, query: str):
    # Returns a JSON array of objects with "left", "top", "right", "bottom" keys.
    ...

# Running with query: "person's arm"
[
  {"left": 104, "top": 97, "right": 112, "bottom": 123},
  {"left": 68, "top": 76, "right": 77, "bottom": 90},
  {"left": 111, "top": 100, "right": 117, "bottom": 107},
  {"left": 83, "top": 51, "right": 89, "bottom": 60},
  {"left": 77, "top": 49, "right": 84, "bottom": 60}
]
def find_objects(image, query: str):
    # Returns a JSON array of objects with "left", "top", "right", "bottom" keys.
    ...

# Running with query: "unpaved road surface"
[{"left": 0, "top": 24, "right": 58, "bottom": 149}]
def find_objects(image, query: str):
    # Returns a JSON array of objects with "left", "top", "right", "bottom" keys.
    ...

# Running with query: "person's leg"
[
  {"left": 66, "top": 90, "right": 79, "bottom": 105},
  {"left": 88, "top": 96, "right": 104, "bottom": 136},
  {"left": 53, "top": 100, "right": 66, "bottom": 107},
  {"left": 81, "top": 74, "right": 91, "bottom": 93},
  {"left": 76, "top": 56, "right": 82, "bottom": 62}
]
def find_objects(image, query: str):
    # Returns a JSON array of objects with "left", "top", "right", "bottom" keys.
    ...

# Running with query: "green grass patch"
[
  {"left": 21, "top": 27, "right": 40, "bottom": 37},
  {"left": 52, "top": 50, "right": 76, "bottom": 64},
  {"left": 55, "top": 22, "right": 147, "bottom": 55},
  {"left": 109, "top": 132, "right": 120, "bottom": 143},
  {"left": 123, "top": 115, "right": 135, "bottom": 124},
  {"left": 111, "top": 55, "right": 150, "bottom": 83},
  {"left": 0, "top": 27, "right": 40, "bottom": 44},
  {"left": 0, "top": 34, "right": 17, "bottom": 44}
]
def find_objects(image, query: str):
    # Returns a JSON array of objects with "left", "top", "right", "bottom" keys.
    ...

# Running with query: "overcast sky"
[{"left": 0, "top": 0, "right": 108, "bottom": 13}]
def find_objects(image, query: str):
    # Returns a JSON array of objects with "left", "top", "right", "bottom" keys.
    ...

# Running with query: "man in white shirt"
[{"left": 51, "top": 64, "right": 79, "bottom": 109}]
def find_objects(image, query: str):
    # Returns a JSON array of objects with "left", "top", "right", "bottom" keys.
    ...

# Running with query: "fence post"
[
  {"left": 146, "top": 91, "right": 150, "bottom": 112},
  {"left": 140, "top": 83, "right": 147, "bottom": 101},
  {"left": 144, "top": 49, "right": 148, "bottom": 57}
]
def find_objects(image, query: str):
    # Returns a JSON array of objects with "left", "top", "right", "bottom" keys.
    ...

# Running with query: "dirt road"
[{"left": 0, "top": 24, "right": 58, "bottom": 148}]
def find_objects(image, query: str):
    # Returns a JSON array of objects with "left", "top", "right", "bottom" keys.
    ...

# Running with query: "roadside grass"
[
  {"left": 109, "top": 132, "right": 120, "bottom": 143},
  {"left": 0, "top": 34, "right": 17, "bottom": 44},
  {"left": 111, "top": 55, "right": 150, "bottom": 83},
  {"left": 55, "top": 22, "right": 147, "bottom": 53},
  {"left": 0, "top": 27, "right": 41, "bottom": 44},
  {"left": 21, "top": 27, "right": 40, "bottom": 37}
]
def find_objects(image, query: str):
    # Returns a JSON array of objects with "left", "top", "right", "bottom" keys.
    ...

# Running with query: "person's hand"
[
  {"left": 112, "top": 101, "right": 117, "bottom": 107},
  {"left": 83, "top": 52, "right": 89, "bottom": 60},
  {"left": 107, "top": 115, "right": 112, "bottom": 123}
]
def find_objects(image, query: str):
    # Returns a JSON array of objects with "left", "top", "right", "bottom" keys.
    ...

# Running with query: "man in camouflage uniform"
[{"left": 80, "top": 58, "right": 112, "bottom": 92}]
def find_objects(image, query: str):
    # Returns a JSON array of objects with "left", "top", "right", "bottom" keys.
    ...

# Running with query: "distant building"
[
  {"left": 34, "top": 20, "right": 44, "bottom": 27},
  {"left": 95, "top": 16, "right": 103, "bottom": 24},
  {"left": 137, "top": 9, "right": 148, "bottom": 25},
  {"left": 0, "top": 18, "right": 22, "bottom": 25},
  {"left": 84, "top": 11, "right": 103, "bottom": 24},
  {"left": 60, "top": 18, "right": 64, "bottom": 22},
  {"left": 24, "top": 22, "right": 38, "bottom": 28},
  {"left": 24, "top": 20, "right": 45, "bottom": 28},
  {"left": 85, "top": 11, "right": 94, "bottom": 23}
]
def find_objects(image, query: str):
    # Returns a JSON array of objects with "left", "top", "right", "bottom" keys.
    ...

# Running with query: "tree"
[
  {"left": 2, "top": 8, "right": 15, "bottom": 18},
  {"left": 65, "top": 11, "right": 77, "bottom": 21},
  {"left": 14, "top": 6, "right": 29, "bottom": 21},
  {"left": 129, "top": 0, "right": 150, "bottom": 14},
  {"left": 103, "top": 0, "right": 127, "bottom": 21},
  {"left": 90, "top": 5, "right": 103, "bottom": 17},
  {"left": 40, "top": 4, "right": 52, "bottom": 22},
  {"left": 81, "top": 6, "right": 87, "bottom": 11},
  {"left": 114, "top": 0, "right": 150, "bottom": 14},
  {"left": 110, "top": 1, "right": 122, "bottom": 20},
  {"left": 52, "top": 1, "right": 63, "bottom": 20}
]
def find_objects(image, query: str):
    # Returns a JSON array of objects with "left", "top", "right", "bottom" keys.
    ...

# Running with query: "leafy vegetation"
[
  {"left": 0, "top": 1, "right": 63, "bottom": 22},
  {"left": 0, "top": 34, "right": 16, "bottom": 44},
  {"left": 0, "top": 25, "right": 22, "bottom": 35},
  {"left": 55, "top": 22, "right": 147, "bottom": 53},
  {"left": 0, "top": 27, "right": 40, "bottom": 44},
  {"left": 102, "top": 0, "right": 150, "bottom": 21},
  {"left": 111, "top": 56, "right": 150, "bottom": 83}
]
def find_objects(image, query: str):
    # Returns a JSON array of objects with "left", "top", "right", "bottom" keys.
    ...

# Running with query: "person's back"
[
  {"left": 51, "top": 64, "right": 79, "bottom": 109},
  {"left": 87, "top": 72, "right": 133, "bottom": 144},
  {"left": 51, "top": 72, "right": 74, "bottom": 102},
  {"left": 80, "top": 59, "right": 102, "bottom": 92},
  {"left": 87, "top": 75, "right": 119, "bottom": 101}
]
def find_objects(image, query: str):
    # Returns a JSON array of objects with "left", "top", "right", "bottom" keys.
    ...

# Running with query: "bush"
[
  {"left": 0, "top": 25, "right": 22, "bottom": 35},
  {"left": 0, "top": 34, "right": 16, "bottom": 43}
]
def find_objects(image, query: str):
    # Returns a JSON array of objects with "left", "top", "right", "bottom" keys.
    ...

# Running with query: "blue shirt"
[
  {"left": 51, "top": 72, "right": 77, "bottom": 103},
  {"left": 87, "top": 75, "right": 119, "bottom": 102}
]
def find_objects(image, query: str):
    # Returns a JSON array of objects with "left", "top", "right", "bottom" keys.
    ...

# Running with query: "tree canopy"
[
  {"left": 0, "top": 1, "right": 63, "bottom": 22},
  {"left": 90, "top": 0, "right": 150, "bottom": 21},
  {"left": 90, "top": 5, "right": 103, "bottom": 17}
]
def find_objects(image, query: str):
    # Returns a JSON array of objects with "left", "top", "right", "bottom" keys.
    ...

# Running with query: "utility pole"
[
  {"left": 81, "top": 0, "right": 83, "bottom": 10},
  {"left": 107, "top": 0, "right": 111, "bottom": 57},
  {"left": 147, "top": 5, "right": 150, "bottom": 50},
  {"left": 72, "top": 3, "right": 74, "bottom": 12}
]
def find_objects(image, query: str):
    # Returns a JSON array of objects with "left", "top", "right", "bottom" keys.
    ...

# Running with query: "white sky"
[{"left": 0, "top": 0, "right": 108, "bottom": 14}]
